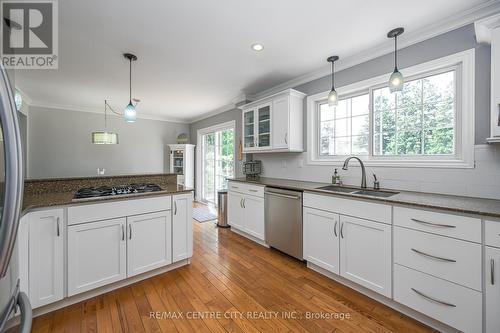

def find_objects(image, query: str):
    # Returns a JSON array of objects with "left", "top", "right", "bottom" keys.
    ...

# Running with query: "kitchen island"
[{"left": 17, "top": 173, "right": 193, "bottom": 316}]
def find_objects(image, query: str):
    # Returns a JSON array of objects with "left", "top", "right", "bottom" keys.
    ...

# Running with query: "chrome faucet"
[{"left": 342, "top": 156, "right": 367, "bottom": 189}]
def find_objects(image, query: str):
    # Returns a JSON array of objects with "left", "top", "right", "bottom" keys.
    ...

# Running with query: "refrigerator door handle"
[
  {"left": 0, "top": 65, "right": 24, "bottom": 278},
  {"left": 17, "top": 292, "right": 32, "bottom": 333}
]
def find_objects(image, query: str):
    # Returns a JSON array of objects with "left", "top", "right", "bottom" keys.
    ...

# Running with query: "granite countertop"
[
  {"left": 22, "top": 173, "right": 193, "bottom": 213},
  {"left": 230, "top": 177, "right": 500, "bottom": 219}
]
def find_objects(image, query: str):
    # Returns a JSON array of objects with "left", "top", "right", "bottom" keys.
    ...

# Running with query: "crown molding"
[
  {"left": 475, "top": 12, "right": 500, "bottom": 43},
  {"left": 27, "top": 100, "right": 190, "bottom": 124},
  {"left": 187, "top": 92, "right": 247, "bottom": 123},
  {"left": 248, "top": 0, "right": 500, "bottom": 101}
]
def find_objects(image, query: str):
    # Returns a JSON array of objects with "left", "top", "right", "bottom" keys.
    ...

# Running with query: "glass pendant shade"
[
  {"left": 389, "top": 68, "right": 404, "bottom": 92},
  {"left": 328, "top": 88, "right": 338, "bottom": 106},
  {"left": 92, "top": 131, "right": 118, "bottom": 145},
  {"left": 124, "top": 102, "right": 136, "bottom": 123}
]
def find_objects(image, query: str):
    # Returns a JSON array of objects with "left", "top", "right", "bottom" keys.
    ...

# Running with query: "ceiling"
[{"left": 15, "top": 0, "right": 495, "bottom": 122}]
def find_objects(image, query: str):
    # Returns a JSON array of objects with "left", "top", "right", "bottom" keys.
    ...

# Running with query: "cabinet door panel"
[
  {"left": 172, "top": 193, "right": 193, "bottom": 262},
  {"left": 242, "top": 195, "right": 265, "bottom": 241},
  {"left": 303, "top": 208, "right": 339, "bottom": 274},
  {"left": 68, "top": 218, "right": 126, "bottom": 296},
  {"left": 228, "top": 191, "right": 244, "bottom": 230},
  {"left": 272, "top": 96, "right": 289, "bottom": 149},
  {"left": 127, "top": 211, "right": 172, "bottom": 277},
  {"left": 340, "top": 215, "right": 391, "bottom": 297},
  {"left": 243, "top": 109, "right": 256, "bottom": 150},
  {"left": 256, "top": 104, "right": 272, "bottom": 149},
  {"left": 28, "top": 209, "right": 64, "bottom": 308},
  {"left": 486, "top": 246, "right": 500, "bottom": 333}
]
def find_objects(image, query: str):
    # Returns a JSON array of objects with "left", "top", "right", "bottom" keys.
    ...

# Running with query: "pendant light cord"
[
  {"left": 331, "top": 61, "right": 335, "bottom": 89},
  {"left": 104, "top": 100, "right": 108, "bottom": 130},
  {"left": 394, "top": 35, "right": 398, "bottom": 70},
  {"left": 129, "top": 58, "right": 132, "bottom": 103}
]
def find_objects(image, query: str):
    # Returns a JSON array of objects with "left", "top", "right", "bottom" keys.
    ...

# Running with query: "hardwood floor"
[{"left": 29, "top": 205, "right": 434, "bottom": 333}]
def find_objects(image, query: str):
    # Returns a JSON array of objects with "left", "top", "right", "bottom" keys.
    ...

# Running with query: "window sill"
[{"left": 306, "top": 157, "right": 474, "bottom": 169}]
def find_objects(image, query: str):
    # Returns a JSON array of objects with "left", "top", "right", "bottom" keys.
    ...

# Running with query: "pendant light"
[
  {"left": 327, "top": 55, "right": 339, "bottom": 106},
  {"left": 92, "top": 100, "right": 119, "bottom": 144},
  {"left": 123, "top": 53, "right": 137, "bottom": 123},
  {"left": 387, "top": 27, "right": 404, "bottom": 92}
]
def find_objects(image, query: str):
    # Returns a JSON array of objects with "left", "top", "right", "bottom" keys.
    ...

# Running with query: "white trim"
[
  {"left": 474, "top": 13, "right": 500, "bottom": 44},
  {"left": 189, "top": 93, "right": 247, "bottom": 123},
  {"left": 250, "top": 1, "right": 499, "bottom": 101},
  {"left": 306, "top": 49, "right": 475, "bottom": 168},
  {"left": 195, "top": 120, "right": 236, "bottom": 202}
]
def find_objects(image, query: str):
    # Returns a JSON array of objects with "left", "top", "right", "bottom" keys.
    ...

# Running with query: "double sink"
[{"left": 316, "top": 185, "right": 399, "bottom": 198}]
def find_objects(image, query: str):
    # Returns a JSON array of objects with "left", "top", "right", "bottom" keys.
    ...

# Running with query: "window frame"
[{"left": 307, "top": 49, "right": 475, "bottom": 168}]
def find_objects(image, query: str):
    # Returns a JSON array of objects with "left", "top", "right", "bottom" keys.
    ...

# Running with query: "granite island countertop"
[
  {"left": 229, "top": 177, "right": 500, "bottom": 219},
  {"left": 22, "top": 173, "right": 193, "bottom": 213}
]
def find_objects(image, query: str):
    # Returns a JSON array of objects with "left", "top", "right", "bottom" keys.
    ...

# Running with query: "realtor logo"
[{"left": 0, "top": 0, "right": 58, "bottom": 68}]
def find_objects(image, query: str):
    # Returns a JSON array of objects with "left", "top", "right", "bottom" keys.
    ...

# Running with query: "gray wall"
[
  {"left": 189, "top": 107, "right": 246, "bottom": 179},
  {"left": 28, "top": 107, "right": 189, "bottom": 178},
  {"left": 294, "top": 24, "right": 490, "bottom": 144}
]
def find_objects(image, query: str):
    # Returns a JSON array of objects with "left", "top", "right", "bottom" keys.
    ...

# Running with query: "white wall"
[
  {"left": 257, "top": 145, "right": 500, "bottom": 200},
  {"left": 27, "top": 106, "right": 189, "bottom": 178}
]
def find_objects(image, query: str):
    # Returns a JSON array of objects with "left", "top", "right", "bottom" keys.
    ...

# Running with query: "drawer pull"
[
  {"left": 491, "top": 259, "right": 495, "bottom": 285},
  {"left": 249, "top": 189, "right": 259, "bottom": 192},
  {"left": 411, "top": 288, "right": 456, "bottom": 307},
  {"left": 411, "top": 248, "right": 456, "bottom": 262},
  {"left": 411, "top": 218, "right": 456, "bottom": 229}
]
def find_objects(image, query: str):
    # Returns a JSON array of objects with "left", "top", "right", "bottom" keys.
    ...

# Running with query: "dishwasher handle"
[{"left": 265, "top": 191, "right": 301, "bottom": 200}]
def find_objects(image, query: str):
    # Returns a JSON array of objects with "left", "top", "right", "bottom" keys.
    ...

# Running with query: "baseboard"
[
  {"left": 230, "top": 227, "right": 269, "bottom": 248},
  {"left": 307, "top": 263, "right": 461, "bottom": 333}
]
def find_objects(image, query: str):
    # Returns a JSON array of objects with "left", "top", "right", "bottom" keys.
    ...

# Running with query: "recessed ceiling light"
[{"left": 251, "top": 43, "right": 264, "bottom": 51}]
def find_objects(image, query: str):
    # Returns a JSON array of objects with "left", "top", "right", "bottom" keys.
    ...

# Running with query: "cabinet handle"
[
  {"left": 56, "top": 217, "right": 60, "bottom": 237},
  {"left": 411, "top": 288, "right": 456, "bottom": 307},
  {"left": 249, "top": 189, "right": 258, "bottom": 193},
  {"left": 284, "top": 133, "right": 288, "bottom": 144},
  {"left": 174, "top": 201, "right": 177, "bottom": 215},
  {"left": 333, "top": 220, "right": 338, "bottom": 237},
  {"left": 243, "top": 198, "right": 246, "bottom": 208},
  {"left": 240, "top": 198, "right": 243, "bottom": 208},
  {"left": 121, "top": 225, "right": 125, "bottom": 241},
  {"left": 491, "top": 258, "right": 495, "bottom": 285},
  {"left": 129, "top": 224, "right": 132, "bottom": 240},
  {"left": 410, "top": 248, "right": 456, "bottom": 262},
  {"left": 340, "top": 222, "right": 344, "bottom": 239},
  {"left": 410, "top": 218, "right": 456, "bottom": 229}
]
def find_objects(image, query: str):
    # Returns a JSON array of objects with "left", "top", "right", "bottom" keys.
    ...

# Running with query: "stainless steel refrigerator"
[{"left": 0, "top": 65, "right": 31, "bottom": 332}]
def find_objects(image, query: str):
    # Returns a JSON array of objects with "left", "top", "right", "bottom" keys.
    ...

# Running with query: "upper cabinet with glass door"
[{"left": 240, "top": 89, "right": 305, "bottom": 153}]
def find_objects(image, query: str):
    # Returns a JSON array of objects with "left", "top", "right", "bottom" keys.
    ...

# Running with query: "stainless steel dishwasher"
[{"left": 265, "top": 187, "right": 303, "bottom": 260}]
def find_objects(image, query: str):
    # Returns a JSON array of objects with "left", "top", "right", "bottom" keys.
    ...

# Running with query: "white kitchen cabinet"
[
  {"left": 228, "top": 191, "right": 245, "bottom": 230},
  {"left": 303, "top": 207, "right": 340, "bottom": 274},
  {"left": 339, "top": 215, "right": 392, "bottom": 298},
  {"left": 28, "top": 209, "right": 64, "bottom": 308},
  {"left": 486, "top": 246, "right": 500, "bottom": 333},
  {"left": 228, "top": 183, "right": 265, "bottom": 242},
  {"left": 172, "top": 192, "right": 193, "bottom": 262},
  {"left": 240, "top": 89, "right": 305, "bottom": 153},
  {"left": 241, "top": 195, "right": 265, "bottom": 240},
  {"left": 127, "top": 211, "right": 172, "bottom": 277},
  {"left": 68, "top": 218, "right": 127, "bottom": 296},
  {"left": 168, "top": 144, "right": 195, "bottom": 187}
]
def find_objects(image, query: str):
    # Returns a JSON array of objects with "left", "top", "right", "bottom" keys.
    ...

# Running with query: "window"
[
  {"left": 307, "top": 50, "right": 475, "bottom": 168},
  {"left": 319, "top": 94, "right": 369, "bottom": 156}
]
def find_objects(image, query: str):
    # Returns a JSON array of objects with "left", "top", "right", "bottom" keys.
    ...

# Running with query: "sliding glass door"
[{"left": 201, "top": 127, "right": 234, "bottom": 204}]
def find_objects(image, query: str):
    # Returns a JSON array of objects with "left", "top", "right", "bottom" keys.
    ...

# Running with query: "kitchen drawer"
[
  {"left": 394, "top": 226, "right": 481, "bottom": 291},
  {"left": 485, "top": 220, "right": 500, "bottom": 248},
  {"left": 68, "top": 195, "right": 171, "bottom": 225},
  {"left": 394, "top": 264, "right": 482, "bottom": 333},
  {"left": 303, "top": 193, "right": 391, "bottom": 224},
  {"left": 228, "top": 181, "right": 264, "bottom": 198},
  {"left": 393, "top": 206, "right": 481, "bottom": 243}
]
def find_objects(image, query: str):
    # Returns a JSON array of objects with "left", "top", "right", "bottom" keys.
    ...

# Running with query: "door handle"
[
  {"left": 284, "top": 132, "right": 288, "bottom": 144},
  {"left": 174, "top": 201, "right": 177, "bottom": 215},
  {"left": 121, "top": 225, "right": 125, "bottom": 241},
  {"left": 340, "top": 222, "right": 344, "bottom": 239},
  {"left": 265, "top": 191, "right": 301, "bottom": 200},
  {"left": 333, "top": 220, "right": 338, "bottom": 237},
  {"left": 410, "top": 248, "right": 456, "bottom": 263},
  {"left": 410, "top": 218, "right": 456, "bottom": 229},
  {"left": 240, "top": 198, "right": 243, "bottom": 208},
  {"left": 243, "top": 198, "right": 246, "bottom": 208},
  {"left": 56, "top": 217, "right": 60, "bottom": 237},
  {"left": 128, "top": 224, "right": 132, "bottom": 240},
  {"left": 411, "top": 288, "right": 456, "bottom": 307},
  {"left": 491, "top": 258, "right": 495, "bottom": 285}
]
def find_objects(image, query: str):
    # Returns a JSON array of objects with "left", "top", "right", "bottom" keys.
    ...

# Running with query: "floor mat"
[{"left": 193, "top": 206, "right": 218, "bottom": 222}]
